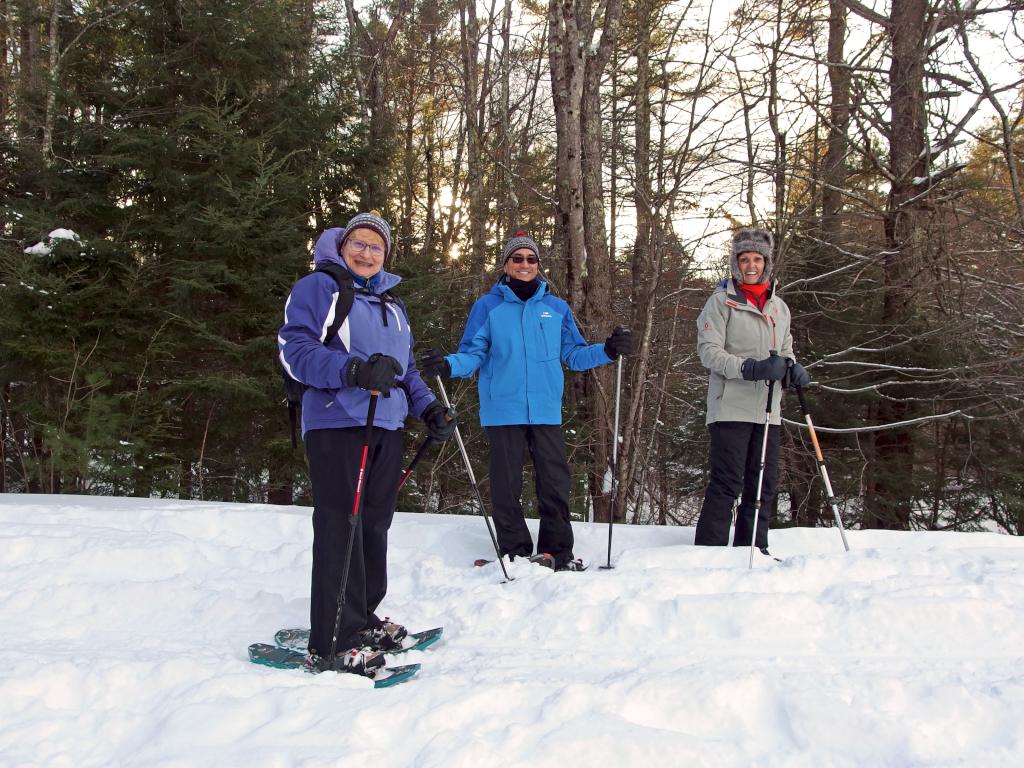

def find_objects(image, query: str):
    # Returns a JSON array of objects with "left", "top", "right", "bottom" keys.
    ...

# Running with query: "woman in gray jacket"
[{"left": 694, "top": 228, "right": 809, "bottom": 554}]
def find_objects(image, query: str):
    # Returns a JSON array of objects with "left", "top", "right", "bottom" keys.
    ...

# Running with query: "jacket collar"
[
  {"left": 720, "top": 277, "right": 777, "bottom": 309},
  {"left": 492, "top": 276, "right": 549, "bottom": 304}
]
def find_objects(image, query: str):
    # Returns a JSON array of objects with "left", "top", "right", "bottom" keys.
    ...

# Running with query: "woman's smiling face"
[
  {"left": 341, "top": 227, "right": 386, "bottom": 278},
  {"left": 737, "top": 251, "right": 765, "bottom": 284}
]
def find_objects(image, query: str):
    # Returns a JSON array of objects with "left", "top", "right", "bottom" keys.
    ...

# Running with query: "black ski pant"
[
  {"left": 485, "top": 424, "right": 575, "bottom": 566},
  {"left": 305, "top": 426, "right": 402, "bottom": 657},
  {"left": 694, "top": 421, "right": 780, "bottom": 549}
]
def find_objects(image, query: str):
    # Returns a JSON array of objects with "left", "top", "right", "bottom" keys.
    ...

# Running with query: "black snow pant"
[
  {"left": 694, "top": 421, "right": 781, "bottom": 549},
  {"left": 485, "top": 424, "right": 575, "bottom": 567},
  {"left": 304, "top": 425, "right": 402, "bottom": 657}
]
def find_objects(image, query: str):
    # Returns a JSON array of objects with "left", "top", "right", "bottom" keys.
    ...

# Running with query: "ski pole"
[
  {"left": 435, "top": 377, "right": 512, "bottom": 582},
  {"left": 600, "top": 355, "right": 624, "bottom": 570},
  {"left": 749, "top": 353, "right": 777, "bottom": 569},
  {"left": 397, "top": 435, "right": 436, "bottom": 492},
  {"left": 795, "top": 384, "right": 850, "bottom": 552},
  {"left": 327, "top": 391, "right": 379, "bottom": 669}
]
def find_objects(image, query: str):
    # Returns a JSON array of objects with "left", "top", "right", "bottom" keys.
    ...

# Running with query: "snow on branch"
[
  {"left": 814, "top": 361, "right": 967, "bottom": 373},
  {"left": 782, "top": 410, "right": 970, "bottom": 434},
  {"left": 816, "top": 378, "right": 969, "bottom": 394}
]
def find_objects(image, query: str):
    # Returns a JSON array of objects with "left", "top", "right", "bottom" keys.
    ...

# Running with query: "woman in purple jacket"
[{"left": 278, "top": 211, "right": 454, "bottom": 676}]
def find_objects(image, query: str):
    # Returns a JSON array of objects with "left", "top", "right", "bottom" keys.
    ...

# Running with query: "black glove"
[
  {"left": 784, "top": 359, "right": 811, "bottom": 389},
  {"left": 741, "top": 354, "right": 787, "bottom": 382},
  {"left": 604, "top": 326, "right": 633, "bottom": 358},
  {"left": 419, "top": 348, "right": 451, "bottom": 379},
  {"left": 344, "top": 353, "right": 403, "bottom": 394},
  {"left": 421, "top": 401, "right": 457, "bottom": 441}
]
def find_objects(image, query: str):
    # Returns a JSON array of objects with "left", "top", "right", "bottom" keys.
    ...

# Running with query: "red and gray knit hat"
[
  {"left": 500, "top": 232, "right": 541, "bottom": 266},
  {"left": 730, "top": 227, "right": 774, "bottom": 284},
  {"left": 341, "top": 210, "right": 392, "bottom": 256}
]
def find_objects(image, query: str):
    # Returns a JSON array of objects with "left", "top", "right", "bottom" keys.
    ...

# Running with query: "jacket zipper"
[{"left": 735, "top": 299, "right": 778, "bottom": 353}]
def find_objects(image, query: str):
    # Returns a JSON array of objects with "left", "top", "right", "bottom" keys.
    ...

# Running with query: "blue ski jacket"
[
  {"left": 445, "top": 278, "right": 613, "bottom": 426},
  {"left": 278, "top": 228, "right": 436, "bottom": 435}
]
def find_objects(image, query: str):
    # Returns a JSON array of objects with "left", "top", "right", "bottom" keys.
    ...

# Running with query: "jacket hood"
[
  {"left": 716, "top": 277, "right": 779, "bottom": 299},
  {"left": 314, "top": 227, "right": 345, "bottom": 266},
  {"left": 313, "top": 227, "right": 401, "bottom": 293}
]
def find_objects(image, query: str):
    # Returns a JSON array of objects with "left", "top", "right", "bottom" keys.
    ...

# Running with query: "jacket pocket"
[
  {"left": 537, "top": 315, "right": 561, "bottom": 361},
  {"left": 485, "top": 360, "right": 518, "bottom": 400}
]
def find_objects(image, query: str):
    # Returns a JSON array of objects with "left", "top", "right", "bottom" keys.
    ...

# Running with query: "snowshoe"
[
  {"left": 555, "top": 557, "right": 587, "bottom": 572},
  {"left": 275, "top": 626, "right": 443, "bottom": 655},
  {"left": 304, "top": 645, "right": 386, "bottom": 677},
  {"left": 528, "top": 553, "right": 587, "bottom": 572},
  {"left": 358, "top": 618, "right": 408, "bottom": 652},
  {"left": 249, "top": 643, "right": 421, "bottom": 688}
]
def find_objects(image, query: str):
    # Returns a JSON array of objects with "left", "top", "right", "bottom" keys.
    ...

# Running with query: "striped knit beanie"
[
  {"left": 341, "top": 210, "right": 392, "bottom": 257},
  {"left": 500, "top": 232, "right": 541, "bottom": 266},
  {"left": 730, "top": 228, "right": 774, "bottom": 284}
]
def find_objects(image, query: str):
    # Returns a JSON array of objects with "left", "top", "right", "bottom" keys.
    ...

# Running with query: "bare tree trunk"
[
  {"left": 1, "top": 0, "right": 9, "bottom": 128},
  {"left": 580, "top": 53, "right": 615, "bottom": 521},
  {"left": 342, "top": 0, "right": 413, "bottom": 209},
  {"left": 622, "top": 0, "right": 655, "bottom": 524},
  {"left": 867, "top": 0, "right": 928, "bottom": 530},
  {"left": 548, "top": 0, "right": 587, "bottom": 312},
  {"left": 399, "top": 83, "right": 416, "bottom": 266},
  {"left": 423, "top": 23, "right": 439, "bottom": 258},
  {"left": 548, "top": 0, "right": 623, "bottom": 522},
  {"left": 16, "top": 0, "right": 42, "bottom": 143},
  {"left": 767, "top": 0, "right": 786, "bottom": 239},
  {"left": 821, "top": 0, "right": 849, "bottom": 240},
  {"left": 196, "top": 403, "right": 215, "bottom": 501},
  {"left": 461, "top": 0, "right": 489, "bottom": 279},
  {"left": 497, "top": 0, "right": 515, "bottom": 230},
  {"left": 41, "top": 0, "right": 56, "bottom": 165},
  {"left": 439, "top": 109, "right": 467, "bottom": 261}
]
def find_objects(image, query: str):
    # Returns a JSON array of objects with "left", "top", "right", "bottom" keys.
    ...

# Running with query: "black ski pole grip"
[{"left": 796, "top": 384, "right": 810, "bottom": 415}]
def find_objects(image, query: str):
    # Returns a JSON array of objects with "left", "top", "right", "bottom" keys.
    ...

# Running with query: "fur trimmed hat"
[
  {"left": 731, "top": 227, "right": 774, "bottom": 284},
  {"left": 341, "top": 210, "right": 392, "bottom": 257},
  {"left": 500, "top": 232, "right": 541, "bottom": 266}
]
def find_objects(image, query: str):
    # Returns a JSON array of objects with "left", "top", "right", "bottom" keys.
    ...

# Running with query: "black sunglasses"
[{"left": 509, "top": 255, "right": 538, "bottom": 265}]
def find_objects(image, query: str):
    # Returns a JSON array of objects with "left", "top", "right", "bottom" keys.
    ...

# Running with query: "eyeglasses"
[
  {"left": 347, "top": 239, "right": 386, "bottom": 257},
  {"left": 509, "top": 255, "right": 538, "bottom": 265}
]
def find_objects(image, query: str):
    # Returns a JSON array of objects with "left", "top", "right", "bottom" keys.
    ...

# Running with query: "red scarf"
[{"left": 738, "top": 282, "right": 769, "bottom": 311}]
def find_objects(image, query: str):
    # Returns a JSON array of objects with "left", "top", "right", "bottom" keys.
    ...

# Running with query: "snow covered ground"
[{"left": 1, "top": 494, "right": 1022, "bottom": 768}]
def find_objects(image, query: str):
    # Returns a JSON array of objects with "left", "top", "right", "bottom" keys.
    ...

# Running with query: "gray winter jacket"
[{"left": 696, "top": 279, "right": 794, "bottom": 425}]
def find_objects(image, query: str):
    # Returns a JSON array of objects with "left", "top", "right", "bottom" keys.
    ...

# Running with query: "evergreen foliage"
[{"left": 1, "top": 0, "right": 367, "bottom": 500}]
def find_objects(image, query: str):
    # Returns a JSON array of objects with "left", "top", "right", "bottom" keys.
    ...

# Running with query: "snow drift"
[{"left": 1, "top": 494, "right": 1022, "bottom": 767}]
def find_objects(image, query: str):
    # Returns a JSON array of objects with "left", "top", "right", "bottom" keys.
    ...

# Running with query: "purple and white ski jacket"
[{"left": 278, "top": 227, "right": 436, "bottom": 435}]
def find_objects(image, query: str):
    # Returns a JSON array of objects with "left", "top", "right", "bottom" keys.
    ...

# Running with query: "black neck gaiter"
[{"left": 506, "top": 276, "right": 539, "bottom": 301}]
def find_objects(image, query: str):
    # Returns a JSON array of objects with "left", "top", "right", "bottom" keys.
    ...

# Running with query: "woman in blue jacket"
[
  {"left": 278, "top": 211, "right": 455, "bottom": 675},
  {"left": 421, "top": 233, "right": 632, "bottom": 571}
]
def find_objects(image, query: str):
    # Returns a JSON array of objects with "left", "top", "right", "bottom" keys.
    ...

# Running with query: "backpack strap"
[
  {"left": 283, "top": 263, "right": 356, "bottom": 448},
  {"left": 314, "top": 262, "right": 355, "bottom": 346},
  {"left": 382, "top": 290, "right": 408, "bottom": 326}
]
